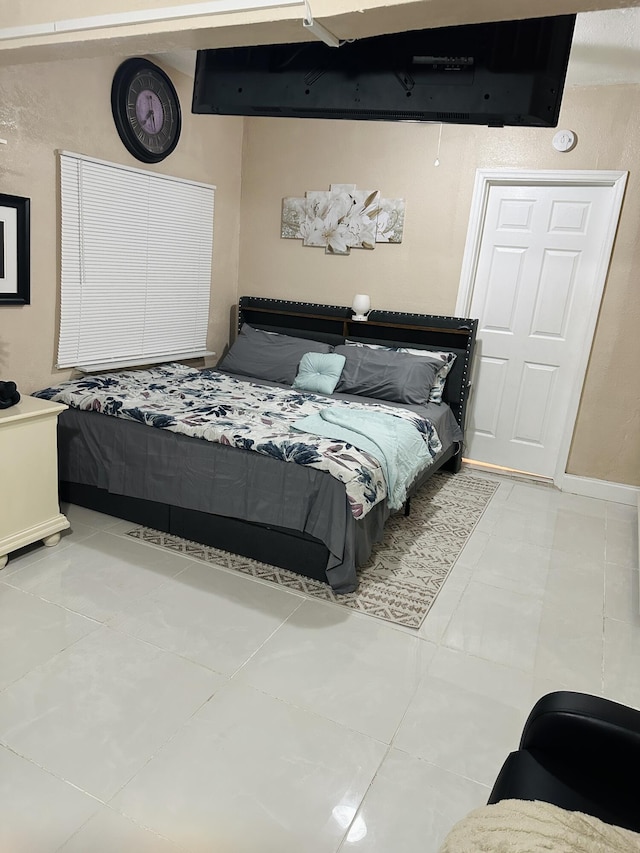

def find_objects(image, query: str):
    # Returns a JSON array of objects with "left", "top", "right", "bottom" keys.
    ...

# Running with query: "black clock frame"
[{"left": 111, "top": 58, "right": 182, "bottom": 164}]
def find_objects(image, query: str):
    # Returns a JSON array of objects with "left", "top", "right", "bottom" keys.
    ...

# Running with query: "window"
[{"left": 58, "top": 151, "right": 214, "bottom": 370}]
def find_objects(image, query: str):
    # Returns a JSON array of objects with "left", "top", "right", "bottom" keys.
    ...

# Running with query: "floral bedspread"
[{"left": 35, "top": 363, "right": 442, "bottom": 519}]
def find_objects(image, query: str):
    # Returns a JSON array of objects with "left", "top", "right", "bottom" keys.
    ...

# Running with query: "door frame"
[{"left": 455, "top": 168, "right": 628, "bottom": 488}]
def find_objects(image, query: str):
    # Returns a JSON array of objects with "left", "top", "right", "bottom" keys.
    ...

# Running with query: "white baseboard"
[{"left": 560, "top": 474, "right": 640, "bottom": 506}]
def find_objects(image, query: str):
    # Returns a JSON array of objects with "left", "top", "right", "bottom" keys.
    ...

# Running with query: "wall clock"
[{"left": 111, "top": 58, "right": 181, "bottom": 163}]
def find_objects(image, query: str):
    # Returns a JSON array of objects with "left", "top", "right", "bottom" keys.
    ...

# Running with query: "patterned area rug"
[{"left": 127, "top": 471, "right": 498, "bottom": 629}]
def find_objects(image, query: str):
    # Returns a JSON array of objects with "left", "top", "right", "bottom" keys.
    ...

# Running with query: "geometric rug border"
[{"left": 126, "top": 472, "right": 499, "bottom": 630}]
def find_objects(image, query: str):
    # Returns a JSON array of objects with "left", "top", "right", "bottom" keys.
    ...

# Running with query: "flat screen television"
[{"left": 192, "top": 15, "right": 575, "bottom": 127}]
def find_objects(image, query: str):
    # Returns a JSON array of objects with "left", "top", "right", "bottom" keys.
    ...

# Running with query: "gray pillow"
[
  {"left": 345, "top": 340, "right": 457, "bottom": 404},
  {"left": 218, "top": 324, "right": 333, "bottom": 385},
  {"left": 334, "top": 345, "right": 439, "bottom": 405}
]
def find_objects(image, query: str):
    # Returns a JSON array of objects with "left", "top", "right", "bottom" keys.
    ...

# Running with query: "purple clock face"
[{"left": 135, "top": 89, "right": 164, "bottom": 136}]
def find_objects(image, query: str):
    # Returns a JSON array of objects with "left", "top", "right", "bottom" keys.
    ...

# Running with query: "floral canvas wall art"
[
  {"left": 376, "top": 198, "right": 406, "bottom": 243},
  {"left": 281, "top": 183, "right": 405, "bottom": 255}
]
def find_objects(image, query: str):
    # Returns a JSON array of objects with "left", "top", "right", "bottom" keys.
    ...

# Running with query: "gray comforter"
[{"left": 54, "top": 371, "right": 462, "bottom": 592}]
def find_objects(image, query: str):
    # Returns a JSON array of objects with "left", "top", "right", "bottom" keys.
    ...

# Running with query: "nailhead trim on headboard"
[{"left": 237, "top": 296, "right": 478, "bottom": 436}]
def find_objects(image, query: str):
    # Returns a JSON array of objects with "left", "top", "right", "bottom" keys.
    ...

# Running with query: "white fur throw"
[{"left": 439, "top": 799, "right": 640, "bottom": 853}]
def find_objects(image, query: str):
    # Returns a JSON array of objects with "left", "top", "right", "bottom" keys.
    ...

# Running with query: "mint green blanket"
[{"left": 293, "top": 408, "right": 436, "bottom": 510}]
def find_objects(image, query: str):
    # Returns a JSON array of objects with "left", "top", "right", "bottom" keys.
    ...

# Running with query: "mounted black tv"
[{"left": 192, "top": 15, "right": 575, "bottom": 127}]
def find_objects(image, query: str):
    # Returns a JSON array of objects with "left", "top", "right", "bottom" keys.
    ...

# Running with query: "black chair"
[{"left": 488, "top": 690, "right": 640, "bottom": 833}]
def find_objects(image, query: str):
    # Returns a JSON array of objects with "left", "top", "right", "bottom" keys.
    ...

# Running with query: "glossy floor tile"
[
  {"left": 339, "top": 749, "right": 489, "bottom": 853},
  {"left": 3, "top": 532, "right": 194, "bottom": 623},
  {"left": 0, "top": 627, "right": 223, "bottom": 800},
  {"left": 471, "top": 537, "right": 551, "bottom": 599},
  {"left": 603, "top": 617, "right": 640, "bottom": 708},
  {"left": 393, "top": 671, "right": 525, "bottom": 786},
  {"left": 605, "top": 561, "right": 640, "bottom": 625},
  {"left": 60, "top": 502, "right": 130, "bottom": 531},
  {"left": 508, "top": 483, "right": 608, "bottom": 519},
  {"left": 58, "top": 806, "right": 181, "bottom": 852},
  {"left": 110, "top": 559, "right": 304, "bottom": 676},
  {"left": 474, "top": 503, "right": 558, "bottom": 549},
  {"left": 544, "top": 550, "right": 605, "bottom": 617},
  {"left": 606, "top": 517, "right": 639, "bottom": 567},
  {"left": 0, "top": 584, "right": 99, "bottom": 691},
  {"left": 415, "top": 565, "right": 472, "bottom": 644},
  {"left": 1, "top": 501, "right": 123, "bottom": 579},
  {"left": 534, "top": 600, "right": 604, "bottom": 692},
  {"left": 454, "top": 530, "right": 489, "bottom": 570},
  {"left": 236, "top": 599, "right": 435, "bottom": 742},
  {"left": 606, "top": 501, "right": 638, "bottom": 524},
  {"left": 441, "top": 580, "right": 544, "bottom": 671},
  {"left": 549, "top": 509, "right": 606, "bottom": 560},
  {"left": 0, "top": 746, "right": 99, "bottom": 853},
  {"left": 0, "top": 520, "right": 96, "bottom": 577},
  {"left": 427, "top": 645, "right": 535, "bottom": 713},
  {"left": 110, "top": 682, "right": 387, "bottom": 853},
  {"left": 1, "top": 480, "right": 637, "bottom": 852}
]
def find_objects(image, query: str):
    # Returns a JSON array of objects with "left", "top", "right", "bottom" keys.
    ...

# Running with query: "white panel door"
[{"left": 465, "top": 182, "right": 620, "bottom": 477}]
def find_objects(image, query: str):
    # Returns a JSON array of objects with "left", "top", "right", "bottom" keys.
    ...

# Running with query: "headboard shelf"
[
  {"left": 347, "top": 319, "right": 471, "bottom": 336},
  {"left": 237, "top": 302, "right": 471, "bottom": 338},
  {"left": 238, "top": 296, "right": 471, "bottom": 337},
  {"left": 238, "top": 305, "right": 345, "bottom": 326}
]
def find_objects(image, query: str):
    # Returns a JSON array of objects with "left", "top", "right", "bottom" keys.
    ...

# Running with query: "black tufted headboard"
[{"left": 237, "top": 296, "right": 477, "bottom": 434}]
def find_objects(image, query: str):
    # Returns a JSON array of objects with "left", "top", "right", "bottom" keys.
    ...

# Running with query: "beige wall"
[
  {"left": 0, "top": 51, "right": 637, "bottom": 486},
  {"left": 0, "top": 54, "right": 243, "bottom": 393},
  {"left": 238, "top": 86, "right": 640, "bottom": 485}
]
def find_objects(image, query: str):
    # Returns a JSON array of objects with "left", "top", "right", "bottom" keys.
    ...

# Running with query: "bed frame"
[{"left": 59, "top": 297, "right": 477, "bottom": 584}]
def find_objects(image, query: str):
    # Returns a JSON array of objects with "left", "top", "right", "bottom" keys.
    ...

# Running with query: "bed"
[{"left": 38, "top": 297, "right": 477, "bottom": 593}]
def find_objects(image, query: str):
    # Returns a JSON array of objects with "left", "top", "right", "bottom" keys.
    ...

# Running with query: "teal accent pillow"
[{"left": 293, "top": 352, "right": 346, "bottom": 395}]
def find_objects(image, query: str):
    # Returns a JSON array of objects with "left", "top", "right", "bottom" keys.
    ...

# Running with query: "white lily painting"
[{"left": 281, "top": 183, "right": 405, "bottom": 255}]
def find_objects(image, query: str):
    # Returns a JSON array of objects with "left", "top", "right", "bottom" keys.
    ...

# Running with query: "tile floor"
[{"left": 0, "top": 472, "right": 638, "bottom": 852}]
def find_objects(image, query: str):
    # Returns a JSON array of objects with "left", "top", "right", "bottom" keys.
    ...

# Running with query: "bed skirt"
[{"left": 57, "top": 408, "right": 426, "bottom": 592}]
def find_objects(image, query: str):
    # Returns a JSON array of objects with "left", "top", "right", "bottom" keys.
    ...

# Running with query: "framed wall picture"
[{"left": 0, "top": 194, "right": 30, "bottom": 305}]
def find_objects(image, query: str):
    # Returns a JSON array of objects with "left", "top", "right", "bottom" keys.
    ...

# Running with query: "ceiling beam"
[{"left": 1, "top": 0, "right": 639, "bottom": 66}]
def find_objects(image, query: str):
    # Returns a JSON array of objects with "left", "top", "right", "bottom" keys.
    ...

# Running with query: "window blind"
[{"left": 58, "top": 151, "right": 214, "bottom": 370}]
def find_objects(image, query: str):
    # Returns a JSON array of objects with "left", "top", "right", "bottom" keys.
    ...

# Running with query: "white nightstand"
[{"left": 0, "top": 395, "right": 70, "bottom": 569}]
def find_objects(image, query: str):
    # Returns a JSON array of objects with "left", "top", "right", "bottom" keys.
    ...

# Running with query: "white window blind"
[{"left": 58, "top": 151, "right": 214, "bottom": 370}]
